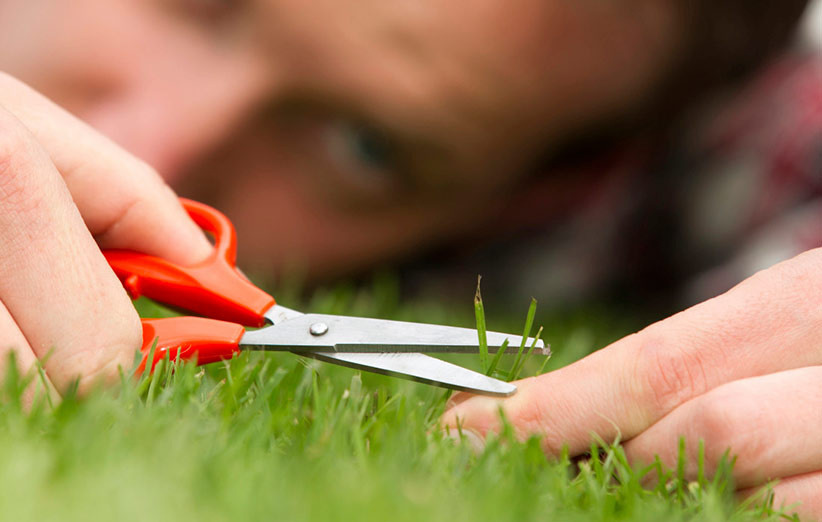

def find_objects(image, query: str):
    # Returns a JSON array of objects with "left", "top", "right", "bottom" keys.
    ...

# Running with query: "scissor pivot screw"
[{"left": 309, "top": 322, "right": 329, "bottom": 336}]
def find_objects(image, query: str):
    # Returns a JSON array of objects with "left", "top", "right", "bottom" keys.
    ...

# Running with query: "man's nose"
[{"left": 80, "top": 53, "right": 272, "bottom": 183}]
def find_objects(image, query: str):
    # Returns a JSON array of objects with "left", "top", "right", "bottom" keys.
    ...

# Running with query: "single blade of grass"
[
  {"left": 35, "top": 362, "right": 53, "bottom": 410},
  {"left": 697, "top": 439, "right": 706, "bottom": 485},
  {"left": 676, "top": 437, "right": 686, "bottom": 503},
  {"left": 510, "top": 326, "right": 545, "bottom": 380},
  {"left": 474, "top": 276, "right": 489, "bottom": 372},
  {"left": 2, "top": 352, "right": 21, "bottom": 412},
  {"left": 138, "top": 337, "right": 158, "bottom": 380},
  {"left": 145, "top": 355, "right": 165, "bottom": 407},
  {"left": 507, "top": 298, "right": 537, "bottom": 381},
  {"left": 537, "top": 348, "right": 552, "bottom": 375},
  {"left": 486, "top": 338, "right": 509, "bottom": 377}
]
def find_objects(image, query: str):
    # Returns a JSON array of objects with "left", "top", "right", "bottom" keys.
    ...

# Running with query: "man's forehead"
[
  {"left": 252, "top": 0, "right": 557, "bottom": 139},
  {"left": 243, "top": 0, "right": 677, "bottom": 181}
]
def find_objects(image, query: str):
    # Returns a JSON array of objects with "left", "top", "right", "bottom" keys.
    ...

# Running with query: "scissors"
[{"left": 103, "top": 199, "right": 547, "bottom": 397}]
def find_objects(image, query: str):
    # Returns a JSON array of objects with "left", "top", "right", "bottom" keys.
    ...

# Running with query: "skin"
[{"left": 0, "top": 0, "right": 818, "bottom": 517}]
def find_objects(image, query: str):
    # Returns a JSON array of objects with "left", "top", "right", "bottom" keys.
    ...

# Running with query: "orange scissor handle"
[
  {"left": 138, "top": 317, "right": 246, "bottom": 373},
  {"left": 104, "top": 198, "right": 275, "bottom": 327}
]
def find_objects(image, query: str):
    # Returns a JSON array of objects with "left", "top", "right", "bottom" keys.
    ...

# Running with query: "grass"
[{"left": 0, "top": 275, "right": 798, "bottom": 521}]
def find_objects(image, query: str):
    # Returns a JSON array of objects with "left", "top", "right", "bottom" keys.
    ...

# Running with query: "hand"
[
  {"left": 442, "top": 247, "right": 822, "bottom": 519},
  {"left": 0, "top": 73, "right": 211, "bottom": 403}
]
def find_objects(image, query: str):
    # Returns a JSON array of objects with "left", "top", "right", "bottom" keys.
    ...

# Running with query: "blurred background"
[
  {"left": 401, "top": 0, "right": 822, "bottom": 315},
  {"left": 1, "top": 0, "right": 821, "bottom": 321}
]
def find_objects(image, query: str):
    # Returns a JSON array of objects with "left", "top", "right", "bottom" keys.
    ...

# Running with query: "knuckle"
[
  {"left": 505, "top": 377, "right": 565, "bottom": 453},
  {"left": 508, "top": 394, "right": 549, "bottom": 436},
  {"left": 62, "top": 307, "right": 143, "bottom": 393},
  {"left": 635, "top": 330, "right": 709, "bottom": 416},
  {"left": 688, "top": 387, "right": 764, "bottom": 471},
  {"left": 727, "top": 248, "right": 822, "bottom": 353},
  {"left": 688, "top": 395, "right": 735, "bottom": 468}
]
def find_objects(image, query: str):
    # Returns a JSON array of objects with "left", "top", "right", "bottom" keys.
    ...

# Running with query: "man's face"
[{"left": 0, "top": 0, "right": 676, "bottom": 279}]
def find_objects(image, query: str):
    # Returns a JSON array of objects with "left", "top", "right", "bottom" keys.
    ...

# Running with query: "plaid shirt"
[
  {"left": 432, "top": 50, "right": 822, "bottom": 309},
  {"left": 675, "top": 51, "right": 822, "bottom": 302}
]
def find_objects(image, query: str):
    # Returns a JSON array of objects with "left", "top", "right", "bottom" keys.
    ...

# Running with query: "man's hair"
[
  {"left": 531, "top": 1, "right": 811, "bottom": 176},
  {"left": 663, "top": 0, "right": 810, "bottom": 118}
]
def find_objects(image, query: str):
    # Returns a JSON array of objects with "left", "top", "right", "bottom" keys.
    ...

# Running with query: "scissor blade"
[
  {"left": 302, "top": 351, "right": 516, "bottom": 397},
  {"left": 242, "top": 313, "right": 548, "bottom": 354}
]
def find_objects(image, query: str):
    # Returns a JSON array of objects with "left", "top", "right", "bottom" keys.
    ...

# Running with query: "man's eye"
[
  {"left": 324, "top": 121, "right": 395, "bottom": 172},
  {"left": 320, "top": 120, "right": 405, "bottom": 196}
]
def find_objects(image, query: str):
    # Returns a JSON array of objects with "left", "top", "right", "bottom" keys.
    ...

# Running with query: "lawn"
[{"left": 0, "top": 277, "right": 795, "bottom": 521}]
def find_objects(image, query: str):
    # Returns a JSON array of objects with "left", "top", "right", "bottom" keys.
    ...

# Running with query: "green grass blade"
[
  {"left": 510, "top": 326, "right": 545, "bottom": 381},
  {"left": 474, "top": 276, "right": 489, "bottom": 372},
  {"left": 485, "top": 338, "right": 509, "bottom": 377},
  {"left": 676, "top": 436, "right": 686, "bottom": 503},
  {"left": 507, "top": 298, "right": 537, "bottom": 381},
  {"left": 537, "top": 349, "right": 552, "bottom": 375}
]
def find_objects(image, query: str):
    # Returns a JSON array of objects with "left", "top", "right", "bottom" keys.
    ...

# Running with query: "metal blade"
[
  {"left": 303, "top": 351, "right": 517, "bottom": 397},
  {"left": 256, "top": 304, "right": 525, "bottom": 397},
  {"left": 242, "top": 313, "right": 548, "bottom": 354}
]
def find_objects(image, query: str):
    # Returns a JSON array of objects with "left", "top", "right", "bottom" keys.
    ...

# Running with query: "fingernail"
[
  {"left": 445, "top": 427, "right": 486, "bottom": 453},
  {"left": 444, "top": 391, "right": 472, "bottom": 411}
]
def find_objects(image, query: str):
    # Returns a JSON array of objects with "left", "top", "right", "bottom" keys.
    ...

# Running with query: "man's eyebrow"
[{"left": 273, "top": 91, "right": 452, "bottom": 159}]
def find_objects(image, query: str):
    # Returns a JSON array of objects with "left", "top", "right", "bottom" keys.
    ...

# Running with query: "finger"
[
  {"left": 0, "top": 107, "right": 141, "bottom": 393},
  {"left": 445, "top": 391, "right": 474, "bottom": 410},
  {"left": 0, "top": 300, "right": 59, "bottom": 407},
  {"left": 740, "top": 471, "right": 822, "bottom": 521},
  {"left": 442, "top": 247, "right": 822, "bottom": 455},
  {"left": 622, "top": 366, "right": 822, "bottom": 489},
  {"left": 0, "top": 72, "right": 211, "bottom": 264}
]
